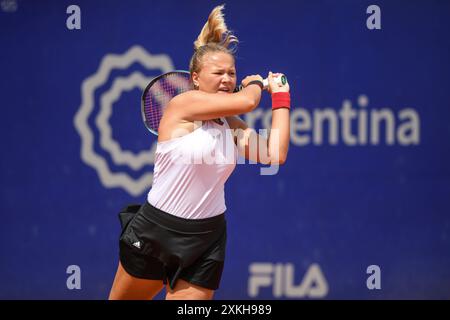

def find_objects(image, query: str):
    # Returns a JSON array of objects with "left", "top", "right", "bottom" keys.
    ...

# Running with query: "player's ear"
[{"left": 192, "top": 72, "right": 199, "bottom": 89}]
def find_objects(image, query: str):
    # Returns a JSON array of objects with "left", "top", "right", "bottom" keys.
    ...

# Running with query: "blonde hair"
[{"left": 189, "top": 4, "right": 238, "bottom": 75}]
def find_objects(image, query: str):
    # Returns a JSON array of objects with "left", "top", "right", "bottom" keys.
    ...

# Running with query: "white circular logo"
[{"left": 74, "top": 45, "right": 174, "bottom": 196}]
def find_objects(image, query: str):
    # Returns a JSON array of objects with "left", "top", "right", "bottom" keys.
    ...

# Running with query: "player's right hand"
[{"left": 241, "top": 75, "right": 264, "bottom": 88}]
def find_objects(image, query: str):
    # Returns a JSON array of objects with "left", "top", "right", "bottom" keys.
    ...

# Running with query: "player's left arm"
[
  {"left": 226, "top": 112, "right": 289, "bottom": 165},
  {"left": 226, "top": 72, "right": 290, "bottom": 165}
]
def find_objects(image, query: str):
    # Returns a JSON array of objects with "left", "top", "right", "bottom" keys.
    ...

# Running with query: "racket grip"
[
  {"left": 235, "top": 75, "right": 287, "bottom": 92},
  {"left": 262, "top": 75, "right": 287, "bottom": 89}
]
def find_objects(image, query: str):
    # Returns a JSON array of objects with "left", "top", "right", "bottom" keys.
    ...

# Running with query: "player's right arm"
[{"left": 166, "top": 75, "right": 263, "bottom": 121}]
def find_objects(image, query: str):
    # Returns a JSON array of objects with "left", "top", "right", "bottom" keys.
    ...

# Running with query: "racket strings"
[{"left": 143, "top": 72, "right": 193, "bottom": 133}]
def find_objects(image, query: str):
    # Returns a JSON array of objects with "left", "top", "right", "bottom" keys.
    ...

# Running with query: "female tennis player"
[{"left": 109, "top": 4, "right": 291, "bottom": 300}]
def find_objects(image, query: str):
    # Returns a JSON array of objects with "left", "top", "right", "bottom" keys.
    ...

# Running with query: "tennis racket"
[{"left": 141, "top": 70, "right": 287, "bottom": 135}]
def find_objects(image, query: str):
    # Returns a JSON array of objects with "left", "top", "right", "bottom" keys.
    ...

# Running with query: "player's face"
[{"left": 193, "top": 51, "right": 237, "bottom": 94}]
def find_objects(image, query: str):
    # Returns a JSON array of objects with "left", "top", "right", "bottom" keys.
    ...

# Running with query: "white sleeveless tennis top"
[{"left": 147, "top": 117, "right": 238, "bottom": 219}]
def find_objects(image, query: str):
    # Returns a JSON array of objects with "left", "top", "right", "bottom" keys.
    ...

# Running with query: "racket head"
[{"left": 141, "top": 70, "right": 193, "bottom": 135}]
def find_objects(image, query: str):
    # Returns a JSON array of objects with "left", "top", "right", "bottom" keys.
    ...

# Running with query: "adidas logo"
[{"left": 132, "top": 241, "right": 141, "bottom": 249}]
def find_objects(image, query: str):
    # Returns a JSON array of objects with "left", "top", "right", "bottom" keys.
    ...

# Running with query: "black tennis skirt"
[{"left": 118, "top": 202, "right": 227, "bottom": 290}]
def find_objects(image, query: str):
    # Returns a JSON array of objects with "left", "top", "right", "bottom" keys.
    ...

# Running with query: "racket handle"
[
  {"left": 262, "top": 75, "right": 287, "bottom": 89},
  {"left": 235, "top": 75, "right": 287, "bottom": 92}
]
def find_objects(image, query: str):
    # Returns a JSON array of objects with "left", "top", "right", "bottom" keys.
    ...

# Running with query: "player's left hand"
[{"left": 267, "top": 71, "right": 290, "bottom": 94}]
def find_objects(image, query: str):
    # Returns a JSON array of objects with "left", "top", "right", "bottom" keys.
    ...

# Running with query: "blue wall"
[{"left": 1, "top": 0, "right": 449, "bottom": 299}]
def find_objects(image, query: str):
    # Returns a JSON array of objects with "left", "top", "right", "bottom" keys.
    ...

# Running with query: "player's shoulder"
[
  {"left": 170, "top": 90, "right": 200, "bottom": 105},
  {"left": 165, "top": 91, "right": 200, "bottom": 117},
  {"left": 169, "top": 90, "right": 215, "bottom": 110}
]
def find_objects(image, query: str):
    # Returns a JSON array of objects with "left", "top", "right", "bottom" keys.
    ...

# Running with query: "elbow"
[
  {"left": 276, "top": 155, "right": 287, "bottom": 165},
  {"left": 276, "top": 149, "right": 289, "bottom": 165},
  {"left": 265, "top": 145, "right": 289, "bottom": 165},
  {"left": 268, "top": 153, "right": 287, "bottom": 166},
  {"left": 243, "top": 96, "right": 258, "bottom": 113},
  {"left": 278, "top": 146, "right": 289, "bottom": 165}
]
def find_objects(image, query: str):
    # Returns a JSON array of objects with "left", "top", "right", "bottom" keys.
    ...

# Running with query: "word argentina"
[{"left": 245, "top": 95, "right": 420, "bottom": 146}]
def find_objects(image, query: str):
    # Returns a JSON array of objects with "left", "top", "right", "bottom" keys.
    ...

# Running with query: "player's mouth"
[{"left": 218, "top": 87, "right": 231, "bottom": 93}]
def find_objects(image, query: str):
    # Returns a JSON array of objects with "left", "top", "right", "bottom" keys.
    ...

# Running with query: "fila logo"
[
  {"left": 132, "top": 241, "right": 141, "bottom": 249},
  {"left": 248, "top": 263, "right": 328, "bottom": 298}
]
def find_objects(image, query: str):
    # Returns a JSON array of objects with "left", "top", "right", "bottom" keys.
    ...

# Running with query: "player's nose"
[{"left": 221, "top": 74, "right": 232, "bottom": 83}]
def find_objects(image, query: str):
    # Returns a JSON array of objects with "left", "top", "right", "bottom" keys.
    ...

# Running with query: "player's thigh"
[
  {"left": 165, "top": 279, "right": 214, "bottom": 300},
  {"left": 109, "top": 262, "right": 164, "bottom": 300}
]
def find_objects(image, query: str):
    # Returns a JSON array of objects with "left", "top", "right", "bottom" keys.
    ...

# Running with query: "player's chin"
[{"left": 217, "top": 90, "right": 233, "bottom": 94}]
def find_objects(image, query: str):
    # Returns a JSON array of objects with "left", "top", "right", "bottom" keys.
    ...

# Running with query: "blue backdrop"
[{"left": 1, "top": 0, "right": 449, "bottom": 299}]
